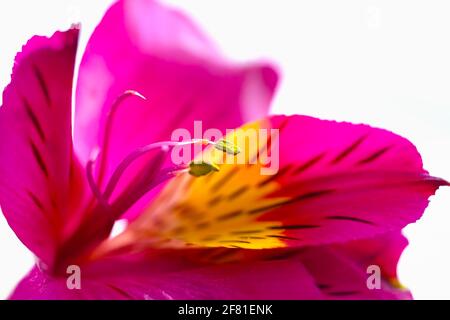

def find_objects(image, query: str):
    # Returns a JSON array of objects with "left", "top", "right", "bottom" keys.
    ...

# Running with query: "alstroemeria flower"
[{"left": 0, "top": 0, "right": 447, "bottom": 300}]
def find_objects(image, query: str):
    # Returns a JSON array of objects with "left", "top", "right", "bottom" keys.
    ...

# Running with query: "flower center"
[
  {"left": 85, "top": 90, "right": 239, "bottom": 221},
  {"left": 52, "top": 91, "right": 239, "bottom": 274}
]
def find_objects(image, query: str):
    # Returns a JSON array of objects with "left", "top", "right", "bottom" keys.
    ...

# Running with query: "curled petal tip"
[{"left": 425, "top": 175, "right": 450, "bottom": 187}]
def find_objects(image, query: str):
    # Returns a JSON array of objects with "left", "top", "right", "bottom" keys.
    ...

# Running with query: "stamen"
[
  {"left": 97, "top": 90, "right": 147, "bottom": 186},
  {"left": 103, "top": 139, "right": 214, "bottom": 201},
  {"left": 86, "top": 155, "right": 107, "bottom": 206},
  {"left": 214, "top": 139, "right": 241, "bottom": 155},
  {"left": 188, "top": 160, "right": 220, "bottom": 177},
  {"left": 89, "top": 126, "right": 238, "bottom": 218}
]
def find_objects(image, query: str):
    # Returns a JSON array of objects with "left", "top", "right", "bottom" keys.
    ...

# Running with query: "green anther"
[
  {"left": 188, "top": 161, "right": 220, "bottom": 177},
  {"left": 214, "top": 139, "right": 241, "bottom": 155}
]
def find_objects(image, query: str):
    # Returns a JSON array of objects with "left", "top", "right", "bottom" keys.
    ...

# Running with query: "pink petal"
[
  {"left": 258, "top": 115, "right": 448, "bottom": 246},
  {"left": 10, "top": 234, "right": 410, "bottom": 300},
  {"left": 229, "top": 233, "right": 411, "bottom": 299},
  {"left": 298, "top": 244, "right": 411, "bottom": 300},
  {"left": 333, "top": 232, "right": 408, "bottom": 281},
  {"left": 0, "top": 28, "right": 86, "bottom": 266},
  {"left": 10, "top": 251, "right": 321, "bottom": 300},
  {"left": 74, "top": 0, "right": 278, "bottom": 219}
]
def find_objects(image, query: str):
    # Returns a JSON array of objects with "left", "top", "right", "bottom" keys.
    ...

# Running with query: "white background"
[{"left": 0, "top": 0, "right": 449, "bottom": 299}]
